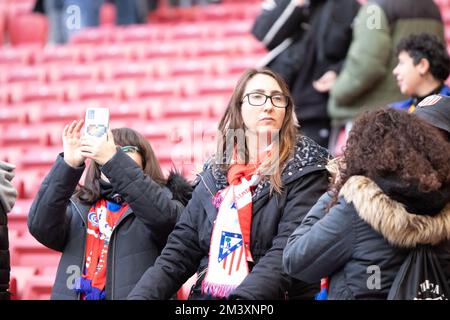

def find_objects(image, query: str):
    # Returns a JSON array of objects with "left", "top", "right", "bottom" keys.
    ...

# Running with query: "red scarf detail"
[
  {"left": 227, "top": 164, "right": 258, "bottom": 260},
  {"left": 83, "top": 199, "right": 128, "bottom": 293}
]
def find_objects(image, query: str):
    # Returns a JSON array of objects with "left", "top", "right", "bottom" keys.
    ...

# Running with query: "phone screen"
[{"left": 85, "top": 108, "right": 110, "bottom": 138}]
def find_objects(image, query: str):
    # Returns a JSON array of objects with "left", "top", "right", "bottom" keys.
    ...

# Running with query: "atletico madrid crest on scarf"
[{"left": 202, "top": 165, "right": 260, "bottom": 298}]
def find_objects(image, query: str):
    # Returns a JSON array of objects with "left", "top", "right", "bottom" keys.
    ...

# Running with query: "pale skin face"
[{"left": 240, "top": 74, "right": 286, "bottom": 133}]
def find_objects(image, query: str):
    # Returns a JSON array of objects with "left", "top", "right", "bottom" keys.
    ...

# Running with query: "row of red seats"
[
  {"left": 0, "top": 35, "right": 265, "bottom": 67},
  {"left": 0, "top": 54, "right": 264, "bottom": 86},
  {"left": 0, "top": 76, "right": 239, "bottom": 106}
]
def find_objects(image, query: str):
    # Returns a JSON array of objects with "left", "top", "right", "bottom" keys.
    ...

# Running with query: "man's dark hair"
[{"left": 396, "top": 33, "right": 450, "bottom": 81}]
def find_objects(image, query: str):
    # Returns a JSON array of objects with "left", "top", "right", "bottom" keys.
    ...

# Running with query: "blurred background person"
[
  {"left": 0, "top": 161, "right": 18, "bottom": 300},
  {"left": 28, "top": 123, "right": 192, "bottom": 299},
  {"left": 390, "top": 33, "right": 450, "bottom": 113},
  {"left": 327, "top": 0, "right": 445, "bottom": 155},
  {"left": 252, "top": 0, "right": 360, "bottom": 148},
  {"left": 283, "top": 108, "right": 450, "bottom": 299}
]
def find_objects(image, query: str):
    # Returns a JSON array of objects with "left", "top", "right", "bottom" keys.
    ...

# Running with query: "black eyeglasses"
[{"left": 241, "top": 93, "right": 289, "bottom": 108}]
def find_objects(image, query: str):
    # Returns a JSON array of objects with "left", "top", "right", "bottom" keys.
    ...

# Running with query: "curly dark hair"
[
  {"left": 396, "top": 33, "right": 450, "bottom": 81},
  {"left": 328, "top": 108, "right": 450, "bottom": 208}
]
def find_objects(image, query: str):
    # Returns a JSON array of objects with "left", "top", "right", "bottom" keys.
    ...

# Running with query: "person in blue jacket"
[{"left": 390, "top": 33, "right": 450, "bottom": 112}]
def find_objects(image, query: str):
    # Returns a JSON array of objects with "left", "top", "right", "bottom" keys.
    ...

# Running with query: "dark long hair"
[
  {"left": 215, "top": 68, "right": 299, "bottom": 194},
  {"left": 328, "top": 108, "right": 450, "bottom": 208},
  {"left": 75, "top": 127, "right": 166, "bottom": 204}
]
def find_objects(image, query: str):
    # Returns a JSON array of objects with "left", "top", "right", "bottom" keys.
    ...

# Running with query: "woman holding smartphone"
[{"left": 28, "top": 123, "right": 192, "bottom": 300}]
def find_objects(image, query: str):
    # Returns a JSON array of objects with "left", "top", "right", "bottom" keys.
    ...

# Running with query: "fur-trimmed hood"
[
  {"left": 166, "top": 170, "right": 193, "bottom": 207},
  {"left": 339, "top": 176, "right": 450, "bottom": 248}
]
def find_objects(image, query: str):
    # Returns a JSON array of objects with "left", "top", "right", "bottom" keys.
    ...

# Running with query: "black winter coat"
[
  {"left": 252, "top": 0, "right": 360, "bottom": 122},
  {"left": 0, "top": 206, "right": 9, "bottom": 300},
  {"left": 28, "top": 149, "right": 192, "bottom": 300},
  {"left": 283, "top": 175, "right": 450, "bottom": 299},
  {"left": 128, "top": 136, "right": 330, "bottom": 300}
]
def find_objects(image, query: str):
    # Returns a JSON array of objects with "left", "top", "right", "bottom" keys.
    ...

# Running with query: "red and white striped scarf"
[{"left": 202, "top": 164, "right": 260, "bottom": 298}]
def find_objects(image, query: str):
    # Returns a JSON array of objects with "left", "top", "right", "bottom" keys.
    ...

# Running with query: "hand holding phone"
[{"left": 80, "top": 108, "right": 117, "bottom": 165}]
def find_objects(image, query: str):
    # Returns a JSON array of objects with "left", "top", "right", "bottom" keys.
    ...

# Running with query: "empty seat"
[
  {"left": 36, "top": 104, "right": 84, "bottom": 124},
  {"left": 74, "top": 82, "right": 123, "bottom": 101},
  {"left": 82, "top": 44, "right": 132, "bottom": 63},
  {"left": 134, "top": 81, "right": 178, "bottom": 99},
  {"left": 197, "top": 78, "right": 236, "bottom": 95},
  {"left": 33, "top": 45, "right": 82, "bottom": 65},
  {"left": 69, "top": 27, "right": 112, "bottom": 45},
  {"left": 7, "top": 198, "right": 33, "bottom": 235},
  {"left": 13, "top": 84, "right": 66, "bottom": 104},
  {"left": 0, "top": 47, "right": 32, "bottom": 65},
  {"left": 22, "top": 275, "right": 55, "bottom": 300},
  {"left": 10, "top": 266, "right": 38, "bottom": 300},
  {"left": 49, "top": 64, "right": 99, "bottom": 83},
  {"left": 1, "top": 125, "right": 51, "bottom": 147},
  {"left": 0, "top": 107, "right": 29, "bottom": 125},
  {"left": 3, "top": 66, "right": 47, "bottom": 84},
  {"left": 10, "top": 233, "right": 61, "bottom": 268},
  {"left": 160, "top": 100, "right": 210, "bottom": 120},
  {"left": 21, "top": 146, "right": 61, "bottom": 170}
]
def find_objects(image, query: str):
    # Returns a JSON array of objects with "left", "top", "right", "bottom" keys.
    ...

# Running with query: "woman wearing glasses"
[
  {"left": 128, "top": 68, "right": 330, "bottom": 300},
  {"left": 28, "top": 126, "right": 193, "bottom": 300}
]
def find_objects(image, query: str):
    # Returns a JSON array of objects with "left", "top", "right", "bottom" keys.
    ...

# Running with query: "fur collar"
[
  {"left": 339, "top": 175, "right": 450, "bottom": 248},
  {"left": 166, "top": 170, "right": 193, "bottom": 206}
]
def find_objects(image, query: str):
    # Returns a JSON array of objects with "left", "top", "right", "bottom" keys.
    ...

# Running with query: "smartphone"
[{"left": 84, "top": 107, "right": 109, "bottom": 139}]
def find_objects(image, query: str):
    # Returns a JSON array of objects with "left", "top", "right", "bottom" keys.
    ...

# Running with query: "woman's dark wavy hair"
[
  {"left": 328, "top": 108, "right": 450, "bottom": 208},
  {"left": 396, "top": 33, "right": 450, "bottom": 81},
  {"left": 75, "top": 127, "right": 166, "bottom": 205}
]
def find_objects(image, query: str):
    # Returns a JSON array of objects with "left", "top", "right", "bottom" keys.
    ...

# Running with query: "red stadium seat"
[
  {"left": 2, "top": 66, "right": 47, "bottom": 84},
  {"left": 13, "top": 84, "right": 66, "bottom": 103},
  {"left": 36, "top": 104, "right": 84, "bottom": 124},
  {"left": 1, "top": 125, "right": 51, "bottom": 147},
  {"left": 160, "top": 100, "right": 210, "bottom": 120},
  {"left": 49, "top": 64, "right": 99, "bottom": 83},
  {"left": 10, "top": 266, "right": 38, "bottom": 300},
  {"left": 69, "top": 27, "right": 112, "bottom": 45},
  {"left": 10, "top": 234, "right": 61, "bottom": 268},
  {"left": 74, "top": 82, "right": 123, "bottom": 101},
  {"left": 0, "top": 47, "right": 32, "bottom": 65},
  {"left": 20, "top": 146, "right": 61, "bottom": 170},
  {"left": 33, "top": 45, "right": 82, "bottom": 65},
  {"left": 22, "top": 275, "right": 55, "bottom": 300},
  {"left": 0, "top": 107, "right": 29, "bottom": 124},
  {"left": 197, "top": 78, "right": 236, "bottom": 95},
  {"left": 134, "top": 81, "right": 178, "bottom": 99},
  {"left": 6, "top": 198, "right": 33, "bottom": 235}
]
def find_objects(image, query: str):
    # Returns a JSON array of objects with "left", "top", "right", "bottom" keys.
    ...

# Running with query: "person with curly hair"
[
  {"left": 391, "top": 33, "right": 450, "bottom": 113},
  {"left": 283, "top": 108, "right": 450, "bottom": 299}
]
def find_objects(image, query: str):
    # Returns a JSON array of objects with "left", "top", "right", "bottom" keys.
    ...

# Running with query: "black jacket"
[
  {"left": 128, "top": 136, "right": 330, "bottom": 300},
  {"left": 28, "top": 149, "right": 192, "bottom": 300},
  {"left": 283, "top": 175, "right": 450, "bottom": 299},
  {"left": 252, "top": 0, "right": 360, "bottom": 121},
  {"left": 0, "top": 206, "right": 9, "bottom": 300}
]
